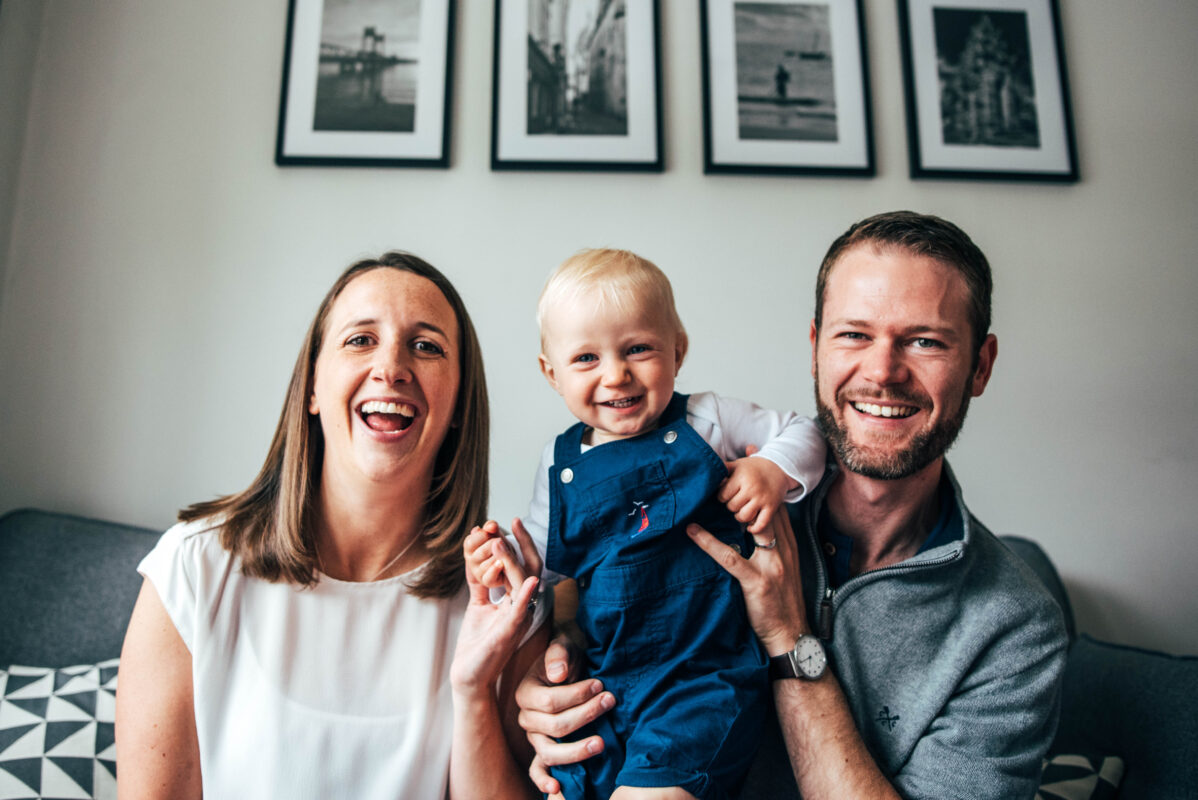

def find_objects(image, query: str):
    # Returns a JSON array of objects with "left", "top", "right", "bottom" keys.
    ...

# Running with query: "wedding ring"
[
  {"left": 754, "top": 538, "right": 778, "bottom": 550},
  {"left": 526, "top": 592, "right": 540, "bottom": 613}
]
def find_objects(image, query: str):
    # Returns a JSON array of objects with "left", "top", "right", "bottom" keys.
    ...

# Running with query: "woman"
[{"left": 116, "top": 252, "right": 545, "bottom": 799}]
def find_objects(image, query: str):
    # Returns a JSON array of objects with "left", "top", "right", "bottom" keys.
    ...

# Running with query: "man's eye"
[
  {"left": 413, "top": 340, "right": 445, "bottom": 356},
  {"left": 913, "top": 338, "right": 943, "bottom": 349},
  {"left": 574, "top": 353, "right": 598, "bottom": 363},
  {"left": 838, "top": 331, "right": 867, "bottom": 341}
]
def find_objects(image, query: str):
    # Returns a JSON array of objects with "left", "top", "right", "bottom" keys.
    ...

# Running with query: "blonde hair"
[
  {"left": 180, "top": 252, "right": 489, "bottom": 598},
  {"left": 536, "top": 248, "right": 686, "bottom": 348}
]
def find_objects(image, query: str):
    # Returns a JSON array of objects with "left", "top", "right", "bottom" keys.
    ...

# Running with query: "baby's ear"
[
  {"left": 538, "top": 353, "right": 561, "bottom": 393},
  {"left": 673, "top": 331, "right": 689, "bottom": 374}
]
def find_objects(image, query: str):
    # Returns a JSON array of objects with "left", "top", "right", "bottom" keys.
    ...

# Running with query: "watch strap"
[{"left": 769, "top": 650, "right": 800, "bottom": 680}]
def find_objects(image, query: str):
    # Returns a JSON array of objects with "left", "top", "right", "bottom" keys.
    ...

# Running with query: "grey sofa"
[{"left": 2, "top": 509, "right": 1196, "bottom": 798}]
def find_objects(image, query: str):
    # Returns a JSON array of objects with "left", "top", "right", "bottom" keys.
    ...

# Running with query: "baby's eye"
[
  {"left": 413, "top": 339, "right": 446, "bottom": 357},
  {"left": 627, "top": 344, "right": 652, "bottom": 355},
  {"left": 574, "top": 353, "right": 598, "bottom": 363}
]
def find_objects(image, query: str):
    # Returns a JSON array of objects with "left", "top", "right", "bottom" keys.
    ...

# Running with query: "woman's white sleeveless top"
[{"left": 139, "top": 520, "right": 465, "bottom": 799}]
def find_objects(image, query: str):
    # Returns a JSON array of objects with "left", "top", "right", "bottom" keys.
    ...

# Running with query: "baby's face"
[{"left": 539, "top": 293, "right": 684, "bottom": 445}]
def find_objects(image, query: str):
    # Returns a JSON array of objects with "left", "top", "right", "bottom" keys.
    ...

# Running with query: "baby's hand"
[
  {"left": 464, "top": 519, "right": 508, "bottom": 590},
  {"left": 718, "top": 455, "right": 798, "bottom": 534}
]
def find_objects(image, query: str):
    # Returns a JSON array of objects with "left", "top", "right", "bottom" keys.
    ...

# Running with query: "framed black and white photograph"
[
  {"left": 898, "top": 0, "right": 1078, "bottom": 181},
  {"left": 700, "top": 0, "right": 874, "bottom": 176},
  {"left": 275, "top": 0, "right": 455, "bottom": 167},
  {"left": 491, "top": 0, "right": 663, "bottom": 172}
]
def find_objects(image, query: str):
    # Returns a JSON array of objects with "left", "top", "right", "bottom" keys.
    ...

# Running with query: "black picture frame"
[
  {"left": 897, "top": 0, "right": 1079, "bottom": 182},
  {"left": 491, "top": 0, "right": 664, "bottom": 172},
  {"left": 700, "top": 0, "right": 875, "bottom": 177},
  {"left": 275, "top": 0, "right": 455, "bottom": 168}
]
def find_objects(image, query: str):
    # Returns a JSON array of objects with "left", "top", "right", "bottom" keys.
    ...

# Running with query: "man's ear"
[
  {"left": 673, "top": 331, "right": 689, "bottom": 375},
  {"left": 538, "top": 353, "right": 561, "bottom": 394},
  {"left": 809, "top": 319, "right": 819, "bottom": 379},
  {"left": 970, "top": 334, "right": 998, "bottom": 397}
]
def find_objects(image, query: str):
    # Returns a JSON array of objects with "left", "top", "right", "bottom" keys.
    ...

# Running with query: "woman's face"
[{"left": 308, "top": 268, "right": 461, "bottom": 491}]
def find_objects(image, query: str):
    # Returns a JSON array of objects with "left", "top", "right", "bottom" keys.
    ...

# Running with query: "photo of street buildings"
[{"left": 526, "top": 0, "right": 628, "bottom": 135}]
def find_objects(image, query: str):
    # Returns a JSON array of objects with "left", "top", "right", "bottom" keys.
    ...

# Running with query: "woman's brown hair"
[{"left": 179, "top": 252, "right": 489, "bottom": 598}]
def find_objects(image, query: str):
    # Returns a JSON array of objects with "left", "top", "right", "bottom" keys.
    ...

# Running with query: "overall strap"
[
  {"left": 659, "top": 392, "right": 690, "bottom": 426},
  {"left": 554, "top": 419, "right": 590, "bottom": 465}
]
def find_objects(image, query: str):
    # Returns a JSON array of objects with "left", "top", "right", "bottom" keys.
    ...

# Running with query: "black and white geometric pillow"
[
  {"left": 0, "top": 660, "right": 118, "bottom": 800},
  {"left": 1036, "top": 752, "right": 1124, "bottom": 800}
]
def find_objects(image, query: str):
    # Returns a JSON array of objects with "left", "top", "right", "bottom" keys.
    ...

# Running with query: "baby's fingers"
[{"left": 746, "top": 505, "right": 774, "bottom": 534}]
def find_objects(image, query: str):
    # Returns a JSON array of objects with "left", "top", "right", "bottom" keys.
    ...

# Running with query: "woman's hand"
[
  {"left": 451, "top": 518, "right": 543, "bottom": 696},
  {"left": 687, "top": 508, "right": 810, "bottom": 656}
]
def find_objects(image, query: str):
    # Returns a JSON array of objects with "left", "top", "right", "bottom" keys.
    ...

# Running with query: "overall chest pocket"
[{"left": 581, "top": 460, "right": 677, "bottom": 548}]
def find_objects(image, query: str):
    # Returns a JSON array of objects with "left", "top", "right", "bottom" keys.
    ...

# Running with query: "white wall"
[
  {"left": 1, "top": 0, "right": 1195, "bottom": 654},
  {"left": 0, "top": 0, "right": 43, "bottom": 316}
]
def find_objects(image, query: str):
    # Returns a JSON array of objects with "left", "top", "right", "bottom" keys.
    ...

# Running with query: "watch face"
[{"left": 796, "top": 635, "right": 827, "bottom": 679}]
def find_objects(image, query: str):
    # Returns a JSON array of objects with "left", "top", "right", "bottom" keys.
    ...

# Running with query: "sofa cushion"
[
  {"left": 0, "top": 659, "right": 118, "bottom": 799},
  {"left": 1036, "top": 753, "right": 1123, "bottom": 800},
  {"left": 1052, "top": 634, "right": 1198, "bottom": 798},
  {"left": 0, "top": 509, "right": 158, "bottom": 666}
]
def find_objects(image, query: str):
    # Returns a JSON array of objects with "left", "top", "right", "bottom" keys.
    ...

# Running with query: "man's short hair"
[
  {"left": 536, "top": 248, "right": 686, "bottom": 349},
  {"left": 814, "top": 211, "right": 993, "bottom": 355}
]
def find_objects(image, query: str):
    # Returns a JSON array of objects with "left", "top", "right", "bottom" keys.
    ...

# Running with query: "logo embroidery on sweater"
[
  {"left": 628, "top": 500, "right": 650, "bottom": 533},
  {"left": 876, "top": 706, "right": 901, "bottom": 731}
]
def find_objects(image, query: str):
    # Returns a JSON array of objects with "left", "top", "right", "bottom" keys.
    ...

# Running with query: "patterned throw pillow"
[
  {"left": 1037, "top": 752, "right": 1124, "bottom": 800},
  {"left": 0, "top": 660, "right": 118, "bottom": 800}
]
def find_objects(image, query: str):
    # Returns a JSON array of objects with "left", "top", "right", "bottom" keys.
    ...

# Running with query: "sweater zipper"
[
  {"left": 815, "top": 550, "right": 962, "bottom": 642},
  {"left": 818, "top": 587, "right": 834, "bottom": 640}
]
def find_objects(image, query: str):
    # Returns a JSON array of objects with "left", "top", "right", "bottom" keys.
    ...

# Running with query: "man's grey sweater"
[{"left": 741, "top": 462, "right": 1068, "bottom": 800}]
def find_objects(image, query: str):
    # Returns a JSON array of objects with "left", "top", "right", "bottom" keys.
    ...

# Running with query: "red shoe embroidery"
[{"left": 628, "top": 501, "right": 650, "bottom": 533}]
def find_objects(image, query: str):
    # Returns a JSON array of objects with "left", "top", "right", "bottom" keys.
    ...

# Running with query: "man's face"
[{"left": 811, "top": 245, "right": 996, "bottom": 480}]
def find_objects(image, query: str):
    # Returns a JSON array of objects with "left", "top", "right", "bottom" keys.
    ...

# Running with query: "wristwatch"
[{"left": 769, "top": 634, "right": 828, "bottom": 680}]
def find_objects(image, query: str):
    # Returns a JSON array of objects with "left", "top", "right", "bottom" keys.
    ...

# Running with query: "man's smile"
[{"left": 850, "top": 401, "right": 918, "bottom": 419}]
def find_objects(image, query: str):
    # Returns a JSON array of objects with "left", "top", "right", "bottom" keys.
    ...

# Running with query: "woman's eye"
[
  {"left": 346, "top": 334, "right": 373, "bottom": 347},
  {"left": 413, "top": 340, "right": 445, "bottom": 357}
]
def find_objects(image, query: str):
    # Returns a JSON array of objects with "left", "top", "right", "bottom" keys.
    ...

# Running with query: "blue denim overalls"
[{"left": 546, "top": 393, "right": 769, "bottom": 800}]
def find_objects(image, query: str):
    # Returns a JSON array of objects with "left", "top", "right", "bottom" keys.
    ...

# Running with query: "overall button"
[
  {"left": 663, "top": 430, "right": 678, "bottom": 444},
  {"left": 822, "top": 541, "right": 837, "bottom": 557},
  {"left": 561, "top": 468, "right": 574, "bottom": 484}
]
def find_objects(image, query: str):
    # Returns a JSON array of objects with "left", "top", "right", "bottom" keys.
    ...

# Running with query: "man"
[{"left": 517, "top": 212, "right": 1068, "bottom": 799}]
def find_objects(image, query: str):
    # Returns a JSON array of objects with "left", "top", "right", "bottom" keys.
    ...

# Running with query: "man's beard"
[{"left": 815, "top": 373, "right": 972, "bottom": 480}]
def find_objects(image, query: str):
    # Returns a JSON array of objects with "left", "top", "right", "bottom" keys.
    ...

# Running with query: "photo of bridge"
[{"left": 313, "top": 0, "right": 421, "bottom": 133}]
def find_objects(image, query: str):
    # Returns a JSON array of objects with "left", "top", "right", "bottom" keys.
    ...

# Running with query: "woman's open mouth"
[{"left": 358, "top": 400, "right": 417, "bottom": 433}]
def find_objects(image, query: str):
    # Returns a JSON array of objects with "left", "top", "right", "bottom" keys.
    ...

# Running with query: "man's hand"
[
  {"left": 719, "top": 455, "right": 799, "bottom": 534},
  {"left": 515, "top": 634, "right": 615, "bottom": 796},
  {"left": 687, "top": 509, "right": 809, "bottom": 656}
]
